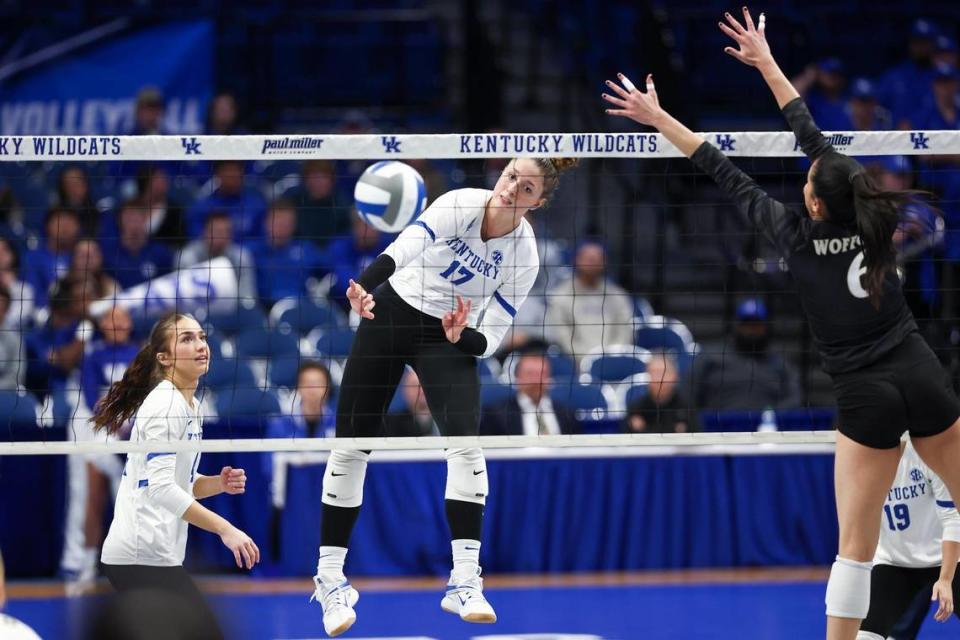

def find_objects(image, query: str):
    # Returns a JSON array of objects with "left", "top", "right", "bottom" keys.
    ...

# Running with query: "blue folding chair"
[
  {"left": 579, "top": 345, "right": 651, "bottom": 384},
  {"left": 550, "top": 382, "right": 609, "bottom": 421},
  {"left": 270, "top": 296, "right": 345, "bottom": 335}
]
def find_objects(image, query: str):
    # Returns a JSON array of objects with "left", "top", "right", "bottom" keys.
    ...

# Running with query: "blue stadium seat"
[
  {"left": 616, "top": 373, "right": 651, "bottom": 413},
  {"left": 579, "top": 345, "right": 651, "bottom": 384},
  {"left": 546, "top": 350, "right": 577, "bottom": 382},
  {"left": 634, "top": 316, "right": 699, "bottom": 374},
  {"left": 267, "top": 356, "right": 302, "bottom": 389},
  {"left": 215, "top": 389, "right": 281, "bottom": 427},
  {"left": 270, "top": 296, "right": 345, "bottom": 335},
  {"left": 480, "top": 382, "right": 515, "bottom": 408},
  {"left": 550, "top": 382, "right": 610, "bottom": 421},
  {"left": 312, "top": 327, "right": 356, "bottom": 360},
  {"left": 202, "top": 357, "right": 256, "bottom": 390},
  {"left": 234, "top": 327, "right": 300, "bottom": 360},
  {"left": 0, "top": 389, "right": 40, "bottom": 428},
  {"left": 206, "top": 304, "right": 267, "bottom": 337}
]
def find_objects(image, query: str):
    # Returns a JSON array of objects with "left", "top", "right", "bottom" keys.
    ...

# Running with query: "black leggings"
[
  {"left": 861, "top": 564, "right": 960, "bottom": 637},
  {"left": 336, "top": 282, "right": 481, "bottom": 438},
  {"left": 100, "top": 564, "right": 223, "bottom": 639},
  {"left": 322, "top": 283, "right": 484, "bottom": 549}
]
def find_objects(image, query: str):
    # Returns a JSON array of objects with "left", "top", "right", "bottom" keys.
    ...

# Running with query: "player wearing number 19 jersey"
[{"left": 857, "top": 439, "right": 960, "bottom": 638}]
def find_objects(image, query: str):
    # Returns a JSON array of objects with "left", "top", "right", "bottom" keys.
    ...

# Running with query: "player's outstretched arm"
[
  {"left": 719, "top": 7, "right": 799, "bottom": 110},
  {"left": 602, "top": 73, "right": 703, "bottom": 159}
]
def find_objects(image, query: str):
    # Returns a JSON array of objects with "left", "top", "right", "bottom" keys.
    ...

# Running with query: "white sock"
[
  {"left": 316, "top": 546, "right": 348, "bottom": 583},
  {"left": 451, "top": 539, "right": 481, "bottom": 582}
]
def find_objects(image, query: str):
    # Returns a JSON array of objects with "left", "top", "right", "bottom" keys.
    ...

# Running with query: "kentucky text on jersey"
[
  {"left": 0, "top": 136, "right": 121, "bottom": 156},
  {"left": 813, "top": 235, "right": 863, "bottom": 256},
  {"left": 459, "top": 134, "right": 564, "bottom": 154},
  {"left": 445, "top": 237, "right": 501, "bottom": 280},
  {"left": 888, "top": 482, "right": 928, "bottom": 502},
  {"left": 261, "top": 136, "right": 324, "bottom": 154}
]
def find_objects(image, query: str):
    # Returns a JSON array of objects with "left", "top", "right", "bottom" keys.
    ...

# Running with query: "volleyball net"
[{"left": 1, "top": 129, "right": 958, "bottom": 455}]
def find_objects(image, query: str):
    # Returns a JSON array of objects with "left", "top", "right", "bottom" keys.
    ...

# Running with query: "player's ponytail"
[
  {"left": 533, "top": 157, "right": 579, "bottom": 204},
  {"left": 812, "top": 153, "right": 921, "bottom": 308},
  {"left": 91, "top": 312, "right": 188, "bottom": 434}
]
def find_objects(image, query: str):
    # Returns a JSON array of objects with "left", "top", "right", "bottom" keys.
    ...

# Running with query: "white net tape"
[{"left": 0, "top": 431, "right": 837, "bottom": 456}]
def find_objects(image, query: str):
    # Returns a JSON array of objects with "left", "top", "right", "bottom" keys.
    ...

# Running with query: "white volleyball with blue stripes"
[{"left": 353, "top": 161, "right": 428, "bottom": 233}]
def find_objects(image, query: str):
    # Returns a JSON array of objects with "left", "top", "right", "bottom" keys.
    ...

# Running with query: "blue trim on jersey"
[
  {"left": 137, "top": 479, "right": 149, "bottom": 488},
  {"left": 493, "top": 291, "right": 517, "bottom": 317},
  {"left": 937, "top": 500, "right": 956, "bottom": 509},
  {"left": 415, "top": 220, "right": 436, "bottom": 241},
  {"left": 146, "top": 452, "right": 174, "bottom": 461}
]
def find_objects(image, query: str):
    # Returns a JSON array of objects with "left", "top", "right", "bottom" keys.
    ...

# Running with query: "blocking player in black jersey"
[{"left": 603, "top": 8, "right": 960, "bottom": 640}]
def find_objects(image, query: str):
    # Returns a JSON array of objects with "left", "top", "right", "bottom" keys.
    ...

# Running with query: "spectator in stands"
[
  {"left": 267, "top": 361, "right": 335, "bottom": 439},
  {"left": 248, "top": 199, "right": 325, "bottom": 306},
  {"left": 176, "top": 211, "right": 257, "bottom": 303},
  {"left": 24, "top": 207, "right": 80, "bottom": 306},
  {"left": 481, "top": 349, "right": 578, "bottom": 436},
  {"left": 101, "top": 200, "right": 173, "bottom": 289},
  {"left": 323, "top": 210, "right": 391, "bottom": 312},
  {"left": 0, "top": 285, "right": 25, "bottom": 388},
  {"left": 846, "top": 78, "right": 892, "bottom": 131},
  {"left": 24, "top": 275, "right": 96, "bottom": 423},
  {"left": 935, "top": 34, "right": 958, "bottom": 68},
  {"left": 792, "top": 57, "right": 849, "bottom": 132},
  {"left": 0, "top": 187, "right": 22, "bottom": 243},
  {"left": 692, "top": 299, "right": 802, "bottom": 412},
  {"left": 128, "top": 86, "right": 167, "bottom": 136},
  {"left": 386, "top": 368, "right": 439, "bottom": 437},
  {"left": 545, "top": 240, "right": 634, "bottom": 361},
  {"left": 205, "top": 92, "right": 247, "bottom": 136},
  {"left": 72, "top": 306, "right": 139, "bottom": 591},
  {"left": 282, "top": 160, "right": 351, "bottom": 248},
  {"left": 622, "top": 351, "right": 697, "bottom": 434},
  {"left": 70, "top": 238, "right": 120, "bottom": 302},
  {"left": 55, "top": 165, "right": 99, "bottom": 236},
  {"left": 0, "top": 235, "right": 36, "bottom": 328},
  {"left": 186, "top": 160, "right": 267, "bottom": 241},
  {"left": 878, "top": 18, "right": 940, "bottom": 128},
  {"left": 137, "top": 164, "right": 186, "bottom": 247}
]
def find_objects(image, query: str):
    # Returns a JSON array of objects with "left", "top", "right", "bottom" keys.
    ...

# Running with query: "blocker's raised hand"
[
  {"left": 602, "top": 73, "right": 664, "bottom": 127},
  {"left": 719, "top": 6, "right": 773, "bottom": 69}
]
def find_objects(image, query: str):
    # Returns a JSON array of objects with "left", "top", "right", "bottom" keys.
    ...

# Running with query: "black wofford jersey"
[{"left": 691, "top": 98, "right": 916, "bottom": 375}]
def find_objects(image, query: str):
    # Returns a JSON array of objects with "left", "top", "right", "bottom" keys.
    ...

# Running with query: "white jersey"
[
  {"left": 101, "top": 380, "right": 202, "bottom": 567},
  {"left": 384, "top": 188, "right": 539, "bottom": 358},
  {"left": 874, "top": 440, "right": 960, "bottom": 568}
]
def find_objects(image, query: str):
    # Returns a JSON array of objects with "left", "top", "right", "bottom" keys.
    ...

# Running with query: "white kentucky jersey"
[
  {"left": 384, "top": 188, "right": 539, "bottom": 358},
  {"left": 874, "top": 440, "right": 960, "bottom": 568},
  {"left": 101, "top": 380, "right": 203, "bottom": 567}
]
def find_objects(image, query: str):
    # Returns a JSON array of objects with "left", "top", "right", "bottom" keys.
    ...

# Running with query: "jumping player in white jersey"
[
  {"left": 603, "top": 7, "right": 960, "bottom": 640},
  {"left": 92, "top": 312, "right": 260, "bottom": 638},
  {"left": 857, "top": 438, "right": 960, "bottom": 639},
  {"left": 312, "top": 157, "right": 577, "bottom": 637}
]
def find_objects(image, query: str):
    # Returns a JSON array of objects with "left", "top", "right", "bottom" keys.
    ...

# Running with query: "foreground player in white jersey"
[
  {"left": 92, "top": 312, "right": 260, "bottom": 637},
  {"left": 313, "top": 157, "right": 577, "bottom": 636},
  {"left": 857, "top": 438, "right": 960, "bottom": 639}
]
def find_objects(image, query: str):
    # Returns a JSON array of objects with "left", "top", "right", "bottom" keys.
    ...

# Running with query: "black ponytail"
[{"left": 812, "top": 153, "right": 925, "bottom": 308}]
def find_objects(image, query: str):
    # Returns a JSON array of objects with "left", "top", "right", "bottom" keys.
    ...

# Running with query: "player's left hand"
[
  {"left": 932, "top": 577, "right": 954, "bottom": 621},
  {"left": 442, "top": 295, "right": 472, "bottom": 344},
  {"left": 219, "top": 466, "right": 247, "bottom": 495},
  {"left": 603, "top": 73, "right": 664, "bottom": 127}
]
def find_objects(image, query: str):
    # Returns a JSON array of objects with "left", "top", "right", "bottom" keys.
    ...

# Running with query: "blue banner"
[{"left": 0, "top": 21, "right": 212, "bottom": 135}]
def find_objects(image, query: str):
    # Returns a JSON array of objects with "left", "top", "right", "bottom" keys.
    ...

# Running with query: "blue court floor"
[{"left": 6, "top": 574, "right": 960, "bottom": 639}]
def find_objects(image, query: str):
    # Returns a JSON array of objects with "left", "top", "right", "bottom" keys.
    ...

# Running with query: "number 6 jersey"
[
  {"left": 383, "top": 188, "right": 539, "bottom": 358},
  {"left": 874, "top": 440, "right": 960, "bottom": 568}
]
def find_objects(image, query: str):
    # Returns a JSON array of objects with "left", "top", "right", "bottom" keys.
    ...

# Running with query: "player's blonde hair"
[{"left": 531, "top": 157, "right": 579, "bottom": 204}]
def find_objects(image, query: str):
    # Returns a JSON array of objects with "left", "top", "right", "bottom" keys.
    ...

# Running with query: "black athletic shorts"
[
  {"left": 861, "top": 563, "right": 960, "bottom": 635},
  {"left": 831, "top": 332, "right": 960, "bottom": 449}
]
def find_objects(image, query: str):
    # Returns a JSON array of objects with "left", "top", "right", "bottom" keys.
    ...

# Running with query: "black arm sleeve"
[
  {"left": 356, "top": 254, "right": 396, "bottom": 293},
  {"left": 782, "top": 97, "right": 834, "bottom": 161},
  {"left": 690, "top": 142, "right": 804, "bottom": 258},
  {"left": 452, "top": 328, "right": 487, "bottom": 357}
]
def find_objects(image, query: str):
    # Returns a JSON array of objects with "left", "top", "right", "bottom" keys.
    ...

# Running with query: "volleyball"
[{"left": 353, "top": 161, "right": 428, "bottom": 233}]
